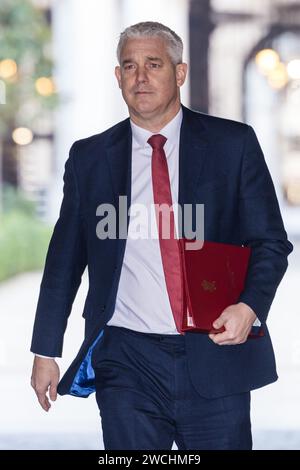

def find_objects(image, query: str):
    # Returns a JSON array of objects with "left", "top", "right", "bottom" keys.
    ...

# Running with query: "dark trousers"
[{"left": 93, "top": 325, "right": 252, "bottom": 450}]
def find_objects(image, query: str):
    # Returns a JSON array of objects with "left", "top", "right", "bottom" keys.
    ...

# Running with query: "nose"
[{"left": 135, "top": 66, "right": 148, "bottom": 85}]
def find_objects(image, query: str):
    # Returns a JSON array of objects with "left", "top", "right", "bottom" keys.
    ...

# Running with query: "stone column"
[{"left": 50, "top": 0, "right": 121, "bottom": 221}]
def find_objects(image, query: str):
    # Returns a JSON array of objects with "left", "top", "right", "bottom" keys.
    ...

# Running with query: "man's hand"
[
  {"left": 208, "top": 302, "right": 258, "bottom": 346},
  {"left": 31, "top": 356, "right": 60, "bottom": 411}
]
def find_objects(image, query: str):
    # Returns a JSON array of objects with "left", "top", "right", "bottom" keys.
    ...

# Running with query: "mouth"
[{"left": 135, "top": 91, "right": 153, "bottom": 95}]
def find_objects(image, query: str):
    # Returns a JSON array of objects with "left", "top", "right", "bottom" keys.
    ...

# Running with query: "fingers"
[
  {"left": 36, "top": 391, "right": 51, "bottom": 412},
  {"left": 209, "top": 331, "right": 247, "bottom": 345},
  {"left": 209, "top": 306, "right": 251, "bottom": 345},
  {"left": 212, "top": 316, "right": 226, "bottom": 330},
  {"left": 31, "top": 377, "right": 51, "bottom": 412},
  {"left": 31, "top": 357, "right": 60, "bottom": 411},
  {"left": 33, "top": 384, "right": 56, "bottom": 411},
  {"left": 209, "top": 331, "right": 230, "bottom": 343},
  {"left": 49, "top": 384, "right": 57, "bottom": 402},
  {"left": 210, "top": 313, "right": 232, "bottom": 344}
]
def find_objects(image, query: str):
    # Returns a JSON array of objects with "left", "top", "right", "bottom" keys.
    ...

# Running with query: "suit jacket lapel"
[
  {"left": 105, "top": 118, "right": 132, "bottom": 238},
  {"left": 178, "top": 105, "right": 209, "bottom": 208}
]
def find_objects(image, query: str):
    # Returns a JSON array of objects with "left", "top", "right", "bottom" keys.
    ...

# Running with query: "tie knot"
[{"left": 147, "top": 134, "right": 167, "bottom": 150}]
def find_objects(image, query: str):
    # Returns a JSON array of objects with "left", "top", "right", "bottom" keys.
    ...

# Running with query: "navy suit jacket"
[{"left": 31, "top": 105, "right": 293, "bottom": 398}]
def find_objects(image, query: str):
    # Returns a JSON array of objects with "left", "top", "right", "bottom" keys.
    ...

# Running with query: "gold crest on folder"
[{"left": 201, "top": 280, "right": 216, "bottom": 293}]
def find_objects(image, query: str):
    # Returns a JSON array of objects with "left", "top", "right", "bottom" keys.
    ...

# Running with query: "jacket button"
[{"left": 101, "top": 305, "right": 106, "bottom": 312}]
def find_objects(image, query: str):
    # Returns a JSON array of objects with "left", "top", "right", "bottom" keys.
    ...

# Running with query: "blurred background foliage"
[
  {"left": 0, "top": 185, "right": 52, "bottom": 282},
  {"left": 0, "top": 0, "right": 57, "bottom": 136},
  {"left": 0, "top": 0, "right": 55, "bottom": 282}
]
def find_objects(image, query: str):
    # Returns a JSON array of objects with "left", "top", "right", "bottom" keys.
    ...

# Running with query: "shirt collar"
[{"left": 130, "top": 106, "right": 183, "bottom": 150}]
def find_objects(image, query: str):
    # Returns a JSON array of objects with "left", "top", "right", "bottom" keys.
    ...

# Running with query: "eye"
[
  {"left": 123, "top": 64, "right": 135, "bottom": 71},
  {"left": 149, "top": 63, "right": 160, "bottom": 68}
]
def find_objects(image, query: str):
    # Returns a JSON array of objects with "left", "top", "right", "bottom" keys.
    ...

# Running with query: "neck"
[{"left": 130, "top": 101, "right": 181, "bottom": 133}]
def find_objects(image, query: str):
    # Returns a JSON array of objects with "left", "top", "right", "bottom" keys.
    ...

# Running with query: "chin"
[
  {"left": 137, "top": 104, "right": 156, "bottom": 113},
  {"left": 132, "top": 103, "right": 156, "bottom": 115}
]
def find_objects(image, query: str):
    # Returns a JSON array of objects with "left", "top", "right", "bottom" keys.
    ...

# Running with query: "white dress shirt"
[{"left": 106, "top": 108, "right": 183, "bottom": 334}]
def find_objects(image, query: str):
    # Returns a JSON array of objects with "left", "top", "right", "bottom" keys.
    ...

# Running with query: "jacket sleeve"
[
  {"left": 30, "top": 142, "right": 87, "bottom": 356},
  {"left": 237, "top": 125, "right": 293, "bottom": 324}
]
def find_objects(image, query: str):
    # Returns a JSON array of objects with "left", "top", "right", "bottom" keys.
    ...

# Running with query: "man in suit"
[{"left": 31, "top": 21, "right": 293, "bottom": 450}]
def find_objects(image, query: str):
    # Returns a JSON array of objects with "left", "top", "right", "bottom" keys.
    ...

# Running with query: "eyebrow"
[
  {"left": 121, "top": 59, "right": 134, "bottom": 66},
  {"left": 146, "top": 56, "right": 163, "bottom": 62},
  {"left": 121, "top": 57, "right": 164, "bottom": 66}
]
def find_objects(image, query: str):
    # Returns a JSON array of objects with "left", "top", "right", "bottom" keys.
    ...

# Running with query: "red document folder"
[{"left": 180, "top": 239, "right": 264, "bottom": 338}]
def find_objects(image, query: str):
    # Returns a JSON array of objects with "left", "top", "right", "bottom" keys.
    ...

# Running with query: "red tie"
[{"left": 148, "top": 134, "right": 184, "bottom": 334}]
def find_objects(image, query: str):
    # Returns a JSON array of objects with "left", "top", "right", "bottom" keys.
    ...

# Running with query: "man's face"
[{"left": 115, "top": 37, "right": 187, "bottom": 121}]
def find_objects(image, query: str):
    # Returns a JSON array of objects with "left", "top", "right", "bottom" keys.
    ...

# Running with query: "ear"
[
  {"left": 115, "top": 66, "right": 122, "bottom": 89},
  {"left": 175, "top": 63, "right": 188, "bottom": 87}
]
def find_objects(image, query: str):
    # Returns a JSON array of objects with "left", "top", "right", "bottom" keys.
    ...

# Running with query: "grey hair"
[{"left": 117, "top": 21, "right": 183, "bottom": 65}]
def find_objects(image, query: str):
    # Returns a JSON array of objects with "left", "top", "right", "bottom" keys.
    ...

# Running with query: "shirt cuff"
[{"left": 35, "top": 354, "right": 56, "bottom": 359}]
